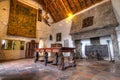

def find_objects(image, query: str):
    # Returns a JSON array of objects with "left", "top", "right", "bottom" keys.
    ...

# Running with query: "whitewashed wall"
[
  {"left": 81, "top": 39, "right": 91, "bottom": 58},
  {"left": 111, "top": 0, "right": 120, "bottom": 58},
  {"left": 51, "top": 20, "right": 74, "bottom": 47},
  {"left": 100, "top": 36, "right": 114, "bottom": 60},
  {"left": 50, "top": 19, "right": 74, "bottom": 57},
  {"left": 116, "top": 25, "right": 120, "bottom": 57}
]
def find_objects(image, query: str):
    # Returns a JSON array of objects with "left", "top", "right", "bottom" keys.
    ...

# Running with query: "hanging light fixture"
[
  {"left": 42, "top": 0, "right": 51, "bottom": 26},
  {"left": 42, "top": 0, "right": 55, "bottom": 26},
  {"left": 43, "top": 0, "right": 49, "bottom": 19}
]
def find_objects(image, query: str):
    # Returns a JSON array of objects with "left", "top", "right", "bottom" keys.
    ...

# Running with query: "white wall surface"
[
  {"left": 49, "top": 19, "right": 74, "bottom": 57},
  {"left": 51, "top": 19, "right": 74, "bottom": 47},
  {"left": 112, "top": 0, "right": 120, "bottom": 60},
  {"left": 81, "top": 39, "right": 91, "bottom": 58},
  {"left": 100, "top": 36, "right": 114, "bottom": 60}
]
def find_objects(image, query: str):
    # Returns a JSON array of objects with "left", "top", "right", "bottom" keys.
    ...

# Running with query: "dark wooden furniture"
[
  {"left": 35, "top": 47, "right": 76, "bottom": 70},
  {"left": 51, "top": 43, "right": 62, "bottom": 48},
  {"left": 25, "top": 40, "right": 38, "bottom": 58},
  {"left": 51, "top": 43, "right": 62, "bottom": 56},
  {"left": 35, "top": 47, "right": 75, "bottom": 54}
]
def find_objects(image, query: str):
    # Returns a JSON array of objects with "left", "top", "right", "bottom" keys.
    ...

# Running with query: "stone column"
[
  {"left": 111, "top": 31, "right": 120, "bottom": 61},
  {"left": 74, "top": 40, "right": 81, "bottom": 59}
]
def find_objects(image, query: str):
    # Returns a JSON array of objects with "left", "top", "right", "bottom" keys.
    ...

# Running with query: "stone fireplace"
[{"left": 70, "top": 0, "right": 119, "bottom": 61}]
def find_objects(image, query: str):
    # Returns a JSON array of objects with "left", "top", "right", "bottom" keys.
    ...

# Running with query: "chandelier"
[
  {"left": 42, "top": 0, "right": 51, "bottom": 26},
  {"left": 42, "top": 0, "right": 56, "bottom": 26}
]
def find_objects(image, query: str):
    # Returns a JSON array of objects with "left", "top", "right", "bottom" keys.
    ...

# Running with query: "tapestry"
[{"left": 7, "top": 0, "right": 37, "bottom": 38}]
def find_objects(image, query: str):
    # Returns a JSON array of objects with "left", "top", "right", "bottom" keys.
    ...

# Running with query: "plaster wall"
[
  {"left": 100, "top": 36, "right": 114, "bottom": 60},
  {"left": 112, "top": 0, "right": 120, "bottom": 59},
  {"left": 81, "top": 39, "right": 91, "bottom": 58}
]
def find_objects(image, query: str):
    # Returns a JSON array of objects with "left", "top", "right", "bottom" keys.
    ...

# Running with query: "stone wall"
[
  {"left": 70, "top": 0, "right": 118, "bottom": 36},
  {"left": 0, "top": 0, "right": 51, "bottom": 60},
  {"left": 70, "top": 0, "right": 120, "bottom": 61}
]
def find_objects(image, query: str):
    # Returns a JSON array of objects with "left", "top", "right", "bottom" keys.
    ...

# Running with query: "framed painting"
[
  {"left": 38, "top": 9, "right": 42, "bottom": 21},
  {"left": 56, "top": 33, "right": 61, "bottom": 41},
  {"left": 7, "top": 0, "right": 37, "bottom": 38},
  {"left": 49, "top": 34, "right": 52, "bottom": 40},
  {"left": 82, "top": 16, "right": 94, "bottom": 28}
]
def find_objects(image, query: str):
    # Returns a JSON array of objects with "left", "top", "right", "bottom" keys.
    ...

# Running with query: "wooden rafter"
[
  {"left": 53, "top": 1, "right": 63, "bottom": 19},
  {"left": 56, "top": 0, "right": 67, "bottom": 18},
  {"left": 60, "top": 0, "right": 70, "bottom": 15},
  {"left": 84, "top": 0, "right": 88, "bottom": 7},
  {"left": 78, "top": 0, "right": 83, "bottom": 9},
  {"left": 34, "top": 0, "right": 103, "bottom": 22},
  {"left": 66, "top": 0, "right": 73, "bottom": 13}
]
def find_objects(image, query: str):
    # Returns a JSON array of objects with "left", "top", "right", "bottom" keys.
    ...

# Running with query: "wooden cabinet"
[
  {"left": 25, "top": 40, "right": 38, "bottom": 58},
  {"left": 51, "top": 43, "right": 62, "bottom": 48}
]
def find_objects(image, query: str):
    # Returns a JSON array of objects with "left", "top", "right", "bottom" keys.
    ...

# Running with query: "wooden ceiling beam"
[
  {"left": 43, "top": 0, "right": 58, "bottom": 22},
  {"left": 47, "top": 7, "right": 56, "bottom": 22},
  {"left": 49, "top": 5, "right": 59, "bottom": 22},
  {"left": 56, "top": 0, "right": 67, "bottom": 18},
  {"left": 84, "top": 0, "right": 88, "bottom": 7},
  {"left": 78, "top": 0, "right": 83, "bottom": 9},
  {"left": 34, "top": 0, "right": 103, "bottom": 23},
  {"left": 93, "top": 0, "right": 102, "bottom": 3},
  {"left": 51, "top": 8, "right": 61, "bottom": 22},
  {"left": 52, "top": 2, "right": 63, "bottom": 21},
  {"left": 66, "top": 0, "right": 73, "bottom": 13},
  {"left": 53, "top": 1, "right": 64, "bottom": 20},
  {"left": 73, "top": 0, "right": 81, "bottom": 13},
  {"left": 91, "top": 0, "right": 94, "bottom": 3},
  {"left": 69, "top": 0, "right": 77, "bottom": 13},
  {"left": 60, "top": 0, "right": 70, "bottom": 16},
  {"left": 86, "top": 0, "right": 93, "bottom": 7},
  {"left": 80, "top": 0, "right": 87, "bottom": 9},
  {"left": 47, "top": 2, "right": 59, "bottom": 22}
]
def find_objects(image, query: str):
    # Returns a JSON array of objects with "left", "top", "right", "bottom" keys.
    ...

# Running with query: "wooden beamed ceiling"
[{"left": 34, "top": 0, "right": 103, "bottom": 22}]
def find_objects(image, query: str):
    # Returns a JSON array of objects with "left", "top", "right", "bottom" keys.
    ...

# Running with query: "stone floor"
[{"left": 0, "top": 59, "right": 120, "bottom": 80}]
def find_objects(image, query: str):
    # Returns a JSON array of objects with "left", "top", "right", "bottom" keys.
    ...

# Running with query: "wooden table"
[{"left": 35, "top": 47, "right": 75, "bottom": 53}]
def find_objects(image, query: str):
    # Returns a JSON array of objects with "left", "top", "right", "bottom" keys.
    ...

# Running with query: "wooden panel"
[
  {"left": 25, "top": 40, "right": 38, "bottom": 58},
  {"left": 62, "top": 0, "right": 72, "bottom": 13},
  {"left": 53, "top": 1, "right": 63, "bottom": 19},
  {"left": 86, "top": 0, "right": 93, "bottom": 6},
  {"left": 78, "top": 0, "right": 86, "bottom": 9},
  {"left": 73, "top": 0, "right": 82, "bottom": 12},
  {"left": 56, "top": 0, "right": 67, "bottom": 18}
]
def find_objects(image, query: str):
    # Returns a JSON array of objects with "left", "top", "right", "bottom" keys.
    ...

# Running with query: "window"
[{"left": 1, "top": 39, "right": 25, "bottom": 50}]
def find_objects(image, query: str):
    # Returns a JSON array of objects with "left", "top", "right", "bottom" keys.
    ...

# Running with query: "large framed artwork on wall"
[
  {"left": 38, "top": 9, "right": 42, "bottom": 22},
  {"left": 56, "top": 33, "right": 61, "bottom": 42},
  {"left": 7, "top": 0, "right": 37, "bottom": 38}
]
